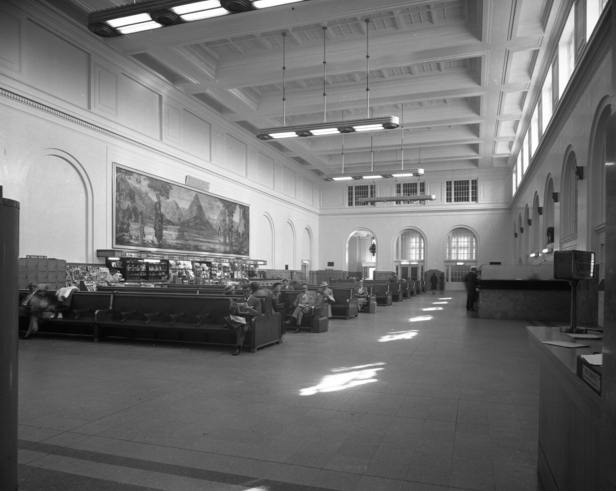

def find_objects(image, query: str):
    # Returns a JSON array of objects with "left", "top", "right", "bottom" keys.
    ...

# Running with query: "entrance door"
[{"left": 445, "top": 263, "right": 472, "bottom": 291}]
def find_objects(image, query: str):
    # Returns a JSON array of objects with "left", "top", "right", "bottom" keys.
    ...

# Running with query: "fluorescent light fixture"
[
  {"left": 354, "top": 125, "right": 386, "bottom": 132},
  {"left": 257, "top": 116, "right": 399, "bottom": 140},
  {"left": 270, "top": 132, "right": 298, "bottom": 139},
  {"left": 117, "top": 22, "right": 163, "bottom": 34},
  {"left": 410, "top": 262, "right": 418, "bottom": 264},
  {"left": 108, "top": 257, "right": 121, "bottom": 261},
  {"left": 606, "top": 162, "right": 614, "bottom": 166},
  {"left": 311, "top": 128, "right": 340, "bottom": 135},
  {"left": 106, "top": 13, "right": 152, "bottom": 28},
  {"left": 171, "top": 1, "right": 220, "bottom": 14},
  {"left": 253, "top": 0, "right": 305, "bottom": 8},
  {"left": 144, "top": 259, "right": 161, "bottom": 263},
  {"left": 530, "top": 253, "right": 537, "bottom": 258},
  {"left": 362, "top": 175, "right": 383, "bottom": 179},
  {"left": 542, "top": 246, "right": 553, "bottom": 254},
  {"left": 354, "top": 194, "right": 436, "bottom": 203},
  {"left": 392, "top": 169, "right": 424, "bottom": 177},
  {"left": 332, "top": 177, "right": 353, "bottom": 181},
  {"left": 88, "top": 0, "right": 311, "bottom": 37},
  {"left": 456, "top": 262, "right": 464, "bottom": 265},
  {"left": 181, "top": 8, "right": 229, "bottom": 21},
  {"left": 325, "top": 168, "right": 423, "bottom": 182}
]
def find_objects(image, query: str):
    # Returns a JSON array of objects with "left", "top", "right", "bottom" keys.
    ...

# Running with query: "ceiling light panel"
[
  {"left": 171, "top": 1, "right": 221, "bottom": 14},
  {"left": 106, "top": 13, "right": 152, "bottom": 28}
]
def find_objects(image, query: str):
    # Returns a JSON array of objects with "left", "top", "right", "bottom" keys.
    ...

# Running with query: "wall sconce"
[
  {"left": 575, "top": 166, "right": 585, "bottom": 180},
  {"left": 514, "top": 233, "right": 518, "bottom": 238},
  {"left": 527, "top": 218, "right": 532, "bottom": 226},
  {"left": 538, "top": 206, "right": 543, "bottom": 215},
  {"left": 520, "top": 227, "right": 524, "bottom": 233},
  {"left": 369, "top": 241, "right": 376, "bottom": 257},
  {"left": 552, "top": 192, "right": 559, "bottom": 202}
]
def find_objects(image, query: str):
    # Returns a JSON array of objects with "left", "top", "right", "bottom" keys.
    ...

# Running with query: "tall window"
[
  {"left": 530, "top": 107, "right": 540, "bottom": 156},
  {"left": 396, "top": 230, "right": 425, "bottom": 261},
  {"left": 587, "top": 0, "right": 608, "bottom": 41},
  {"left": 541, "top": 66, "right": 553, "bottom": 133},
  {"left": 512, "top": 166, "right": 518, "bottom": 195},
  {"left": 522, "top": 132, "right": 530, "bottom": 174},
  {"left": 517, "top": 156, "right": 523, "bottom": 186},
  {"left": 446, "top": 179, "right": 478, "bottom": 203},
  {"left": 446, "top": 228, "right": 477, "bottom": 261},
  {"left": 396, "top": 181, "right": 426, "bottom": 205},
  {"left": 348, "top": 184, "right": 375, "bottom": 207},
  {"left": 558, "top": 7, "right": 576, "bottom": 98}
]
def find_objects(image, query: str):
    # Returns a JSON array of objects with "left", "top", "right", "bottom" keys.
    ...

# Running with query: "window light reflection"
[
  {"left": 379, "top": 330, "right": 419, "bottom": 342},
  {"left": 422, "top": 307, "right": 443, "bottom": 311},
  {"left": 300, "top": 364, "right": 385, "bottom": 396},
  {"left": 409, "top": 315, "right": 433, "bottom": 322}
]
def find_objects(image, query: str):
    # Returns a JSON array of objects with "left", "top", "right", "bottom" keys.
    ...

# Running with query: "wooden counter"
[{"left": 527, "top": 326, "right": 602, "bottom": 491}]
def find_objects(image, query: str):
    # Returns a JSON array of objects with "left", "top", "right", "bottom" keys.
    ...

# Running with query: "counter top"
[{"left": 480, "top": 280, "right": 570, "bottom": 290}]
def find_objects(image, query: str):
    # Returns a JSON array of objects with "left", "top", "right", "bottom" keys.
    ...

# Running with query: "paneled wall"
[{"left": 0, "top": 0, "right": 319, "bottom": 267}]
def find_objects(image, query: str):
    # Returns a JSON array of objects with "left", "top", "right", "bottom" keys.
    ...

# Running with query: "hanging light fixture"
[
  {"left": 256, "top": 18, "right": 399, "bottom": 140},
  {"left": 87, "top": 0, "right": 310, "bottom": 37}
]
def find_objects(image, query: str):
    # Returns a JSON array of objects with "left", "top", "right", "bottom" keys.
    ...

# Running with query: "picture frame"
[{"left": 113, "top": 164, "right": 249, "bottom": 257}]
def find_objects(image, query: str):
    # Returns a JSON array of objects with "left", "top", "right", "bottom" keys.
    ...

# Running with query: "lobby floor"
[{"left": 17, "top": 291, "right": 544, "bottom": 491}]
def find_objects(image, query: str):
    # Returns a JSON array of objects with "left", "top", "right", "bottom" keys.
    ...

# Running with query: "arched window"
[
  {"left": 446, "top": 228, "right": 476, "bottom": 261},
  {"left": 396, "top": 229, "right": 425, "bottom": 261},
  {"left": 532, "top": 194, "right": 541, "bottom": 254},
  {"left": 561, "top": 152, "right": 578, "bottom": 242}
]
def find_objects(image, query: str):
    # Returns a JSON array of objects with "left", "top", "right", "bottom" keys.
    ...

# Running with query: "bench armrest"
[
  {"left": 143, "top": 312, "right": 160, "bottom": 324},
  {"left": 120, "top": 311, "right": 137, "bottom": 323},
  {"left": 195, "top": 313, "right": 210, "bottom": 327},
  {"left": 95, "top": 309, "right": 113, "bottom": 322},
  {"left": 169, "top": 313, "right": 185, "bottom": 326},
  {"left": 73, "top": 308, "right": 92, "bottom": 320}
]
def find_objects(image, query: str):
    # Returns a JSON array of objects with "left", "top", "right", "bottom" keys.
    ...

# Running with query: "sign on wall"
[{"left": 114, "top": 165, "right": 249, "bottom": 256}]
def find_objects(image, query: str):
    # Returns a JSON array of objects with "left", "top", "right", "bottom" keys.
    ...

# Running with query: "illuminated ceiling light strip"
[
  {"left": 171, "top": 1, "right": 220, "bottom": 14},
  {"left": 332, "top": 177, "right": 353, "bottom": 181},
  {"left": 106, "top": 13, "right": 152, "bottom": 28},
  {"left": 325, "top": 168, "right": 424, "bottom": 181},
  {"left": 117, "top": 22, "right": 163, "bottom": 34},
  {"left": 363, "top": 175, "right": 382, "bottom": 179},
  {"left": 181, "top": 8, "right": 229, "bottom": 20},
  {"left": 270, "top": 132, "right": 298, "bottom": 139},
  {"left": 88, "top": 0, "right": 310, "bottom": 37},
  {"left": 355, "top": 194, "right": 436, "bottom": 203},
  {"left": 257, "top": 116, "right": 399, "bottom": 140},
  {"left": 253, "top": 0, "right": 305, "bottom": 8}
]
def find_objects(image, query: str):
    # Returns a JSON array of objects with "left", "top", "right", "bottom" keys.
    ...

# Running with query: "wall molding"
[{"left": 0, "top": 86, "right": 320, "bottom": 217}]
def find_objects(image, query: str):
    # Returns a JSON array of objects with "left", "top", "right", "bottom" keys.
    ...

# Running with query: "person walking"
[{"left": 464, "top": 267, "right": 479, "bottom": 311}]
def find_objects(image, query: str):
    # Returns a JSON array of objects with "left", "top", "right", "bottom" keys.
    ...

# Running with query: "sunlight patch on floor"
[
  {"left": 433, "top": 301, "right": 448, "bottom": 304},
  {"left": 409, "top": 315, "right": 433, "bottom": 322},
  {"left": 378, "top": 330, "right": 419, "bottom": 342},
  {"left": 422, "top": 307, "right": 443, "bottom": 311},
  {"left": 300, "top": 363, "right": 385, "bottom": 396}
]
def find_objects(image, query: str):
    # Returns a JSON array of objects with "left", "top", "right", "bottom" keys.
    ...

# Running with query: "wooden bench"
[
  {"left": 329, "top": 288, "right": 359, "bottom": 319},
  {"left": 94, "top": 293, "right": 281, "bottom": 352},
  {"left": 365, "top": 283, "right": 392, "bottom": 306},
  {"left": 278, "top": 290, "right": 329, "bottom": 332}
]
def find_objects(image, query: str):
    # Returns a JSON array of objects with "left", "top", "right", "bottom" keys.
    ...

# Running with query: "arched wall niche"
[
  {"left": 20, "top": 150, "right": 93, "bottom": 262},
  {"left": 544, "top": 176, "right": 555, "bottom": 248},
  {"left": 532, "top": 193, "right": 541, "bottom": 255},
  {"left": 260, "top": 213, "right": 275, "bottom": 269},
  {"left": 282, "top": 220, "right": 296, "bottom": 270},
  {"left": 561, "top": 146, "right": 578, "bottom": 246}
]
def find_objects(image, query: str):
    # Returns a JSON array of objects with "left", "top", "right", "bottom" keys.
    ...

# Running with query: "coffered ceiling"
[{"left": 59, "top": 0, "right": 564, "bottom": 179}]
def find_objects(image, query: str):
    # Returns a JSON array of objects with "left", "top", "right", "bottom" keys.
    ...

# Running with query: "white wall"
[{"left": 0, "top": 1, "right": 320, "bottom": 266}]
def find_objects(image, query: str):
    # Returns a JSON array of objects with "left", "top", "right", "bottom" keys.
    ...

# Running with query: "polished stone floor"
[{"left": 17, "top": 291, "right": 544, "bottom": 491}]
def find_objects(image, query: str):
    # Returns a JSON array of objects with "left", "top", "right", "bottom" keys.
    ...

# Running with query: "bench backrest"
[{"left": 329, "top": 287, "right": 356, "bottom": 304}]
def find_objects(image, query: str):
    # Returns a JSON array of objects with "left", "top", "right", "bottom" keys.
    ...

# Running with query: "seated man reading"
[
  {"left": 226, "top": 281, "right": 262, "bottom": 356},
  {"left": 286, "top": 283, "right": 318, "bottom": 333}
]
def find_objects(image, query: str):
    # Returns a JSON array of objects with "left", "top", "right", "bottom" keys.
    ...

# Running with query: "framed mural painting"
[{"left": 113, "top": 164, "right": 249, "bottom": 256}]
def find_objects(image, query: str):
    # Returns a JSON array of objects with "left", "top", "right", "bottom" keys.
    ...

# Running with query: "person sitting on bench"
[
  {"left": 285, "top": 283, "right": 318, "bottom": 333},
  {"left": 356, "top": 280, "right": 370, "bottom": 310},
  {"left": 226, "top": 281, "right": 262, "bottom": 356}
]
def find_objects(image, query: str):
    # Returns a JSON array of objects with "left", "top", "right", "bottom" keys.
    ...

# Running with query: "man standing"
[
  {"left": 464, "top": 267, "right": 479, "bottom": 311},
  {"left": 319, "top": 281, "right": 335, "bottom": 318},
  {"left": 430, "top": 273, "right": 438, "bottom": 295}
]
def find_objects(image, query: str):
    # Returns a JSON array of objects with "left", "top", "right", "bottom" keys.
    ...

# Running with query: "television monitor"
[{"left": 553, "top": 250, "right": 595, "bottom": 280}]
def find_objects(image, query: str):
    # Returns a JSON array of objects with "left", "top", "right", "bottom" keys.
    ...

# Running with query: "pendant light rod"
[
  {"left": 341, "top": 110, "right": 345, "bottom": 173},
  {"left": 282, "top": 32, "right": 287, "bottom": 126},
  {"left": 400, "top": 104, "right": 404, "bottom": 171},
  {"left": 323, "top": 26, "right": 327, "bottom": 123},
  {"left": 365, "top": 18, "right": 370, "bottom": 118},
  {"left": 371, "top": 132, "right": 374, "bottom": 172}
]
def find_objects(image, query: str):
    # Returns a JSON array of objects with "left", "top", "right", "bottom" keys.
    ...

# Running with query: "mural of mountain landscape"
[{"left": 114, "top": 166, "right": 249, "bottom": 256}]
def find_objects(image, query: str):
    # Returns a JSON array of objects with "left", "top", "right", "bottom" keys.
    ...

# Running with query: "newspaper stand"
[{"left": 553, "top": 250, "right": 595, "bottom": 334}]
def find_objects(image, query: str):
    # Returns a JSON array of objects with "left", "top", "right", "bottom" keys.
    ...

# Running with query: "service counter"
[
  {"left": 478, "top": 280, "right": 571, "bottom": 321},
  {"left": 527, "top": 326, "right": 602, "bottom": 491}
]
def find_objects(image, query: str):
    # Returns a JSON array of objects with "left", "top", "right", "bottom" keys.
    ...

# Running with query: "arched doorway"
[
  {"left": 444, "top": 227, "right": 478, "bottom": 290},
  {"left": 346, "top": 229, "right": 376, "bottom": 280}
]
